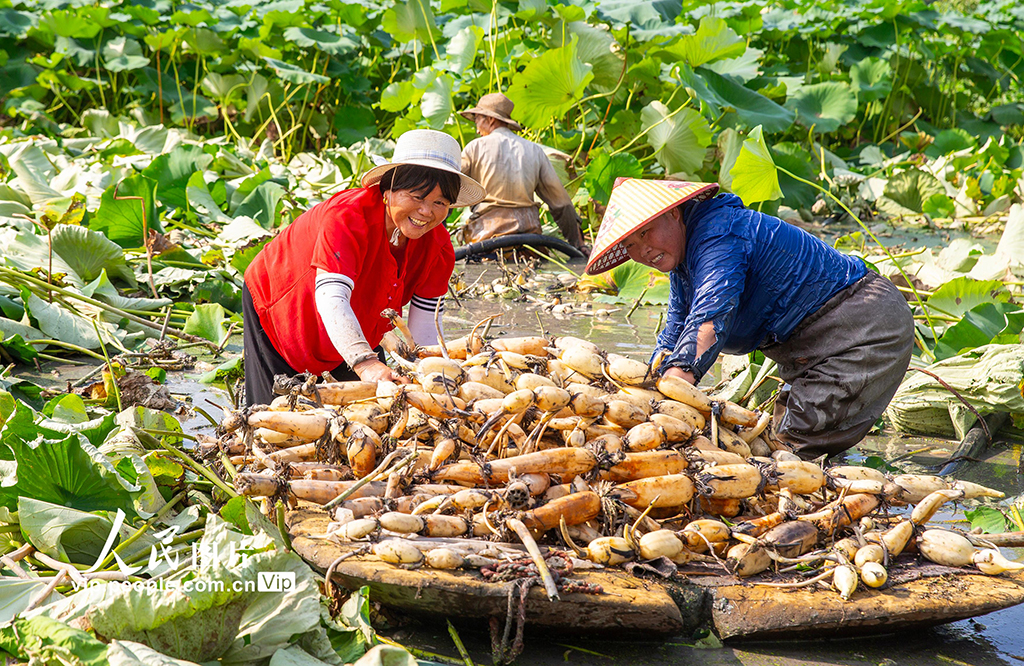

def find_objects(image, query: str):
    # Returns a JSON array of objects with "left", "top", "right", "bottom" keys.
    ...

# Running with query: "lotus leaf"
[
  {"left": 18, "top": 496, "right": 115, "bottom": 564},
  {"left": 850, "top": 57, "right": 891, "bottom": 102},
  {"left": 0, "top": 419, "right": 138, "bottom": 514},
  {"left": 567, "top": 21, "right": 624, "bottom": 90},
  {"left": 786, "top": 82, "right": 858, "bottom": 134},
  {"left": 283, "top": 27, "right": 359, "bottom": 56},
  {"left": 443, "top": 25, "right": 483, "bottom": 74},
  {"left": 102, "top": 36, "right": 149, "bottom": 72},
  {"left": 0, "top": 578, "right": 61, "bottom": 625},
  {"left": 876, "top": 168, "right": 947, "bottom": 217},
  {"left": 106, "top": 640, "right": 203, "bottom": 666},
  {"left": 506, "top": 37, "right": 594, "bottom": 130},
  {"left": 729, "top": 126, "right": 783, "bottom": 206},
  {"left": 584, "top": 149, "right": 643, "bottom": 206},
  {"left": 0, "top": 616, "right": 107, "bottom": 665},
  {"left": 692, "top": 67, "right": 795, "bottom": 133},
  {"left": 771, "top": 142, "right": 818, "bottom": 209},
  {"left": 933, "top": 301, "right": 1024, "bottom": 360},
  {"left": 381, "top": 0, "right": 438, "bottom": 44},
  {"left": 928, "top": 277, "right": 1009, "bottom": 318},
  {"left": 640, "top": 102, "right": 712, "bottom": 175},
  {"left": 420, "top": 72, "right": 454, "bottom": 130},
  {"left": 658, "top": 16, "right": 745, "bottom": 68}
]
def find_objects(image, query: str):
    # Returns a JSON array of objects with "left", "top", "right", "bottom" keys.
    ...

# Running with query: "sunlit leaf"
[
  {"left": 381, "top": 0, "right": 438, "bottom": 43},
  {"left": 876, "top": 168, "right": 947, "bottom": 217},
  {"left": 102, "top": 36, "right": 150, "bottom": 72},
  {"left": 728, "top": 126, "right": 782, "bottom": 205},
  {"left": 505, "top": 37, "right": 593, "bottom": 130},
  {"left": 964, "top": 506, "right": 1008, "bottom": 534},
  {"left": 786, "top": 82, "right": 858, "bottom": 134},
  {"left": 184, "top": 303, "right": 230, "bottom": 343},
  {"left": 658, "top": 16, "right": 745, "bottom": 67},
  {"left": 927, "top": 277, "right": 1010, "bottom": 318},
  {"left": 640, "top": 101, "right": 712, "bottom": 175},
  {"left": 420, "top": 72, "right": 453, "bottom": 129},
  {"left": 933, "top": 301, "right": 1024, "bottom": 360},
  {"left": 850, "top": 57, "right": 891, "bottom": 103},
  {"left": 584, "top": 149, "right": 643, "bottom": 207},
  {"left": 443, "top": 25, "right": 483, "bottom": 74},
  {"left": 89, "top": 175, "right": 160, "bottom": 249}
]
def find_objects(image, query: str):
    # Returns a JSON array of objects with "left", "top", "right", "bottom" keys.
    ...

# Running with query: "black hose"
[{"left": 454, "top": 233, "right": 585, "bottom": 261}]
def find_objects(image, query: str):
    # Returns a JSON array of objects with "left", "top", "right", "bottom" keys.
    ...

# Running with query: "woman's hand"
[
  {"left": 354, "top": 359, "right": 409, "bottom": 384},
  {"left": 662, "top": 365, "right": 696, "bottom": 386}
]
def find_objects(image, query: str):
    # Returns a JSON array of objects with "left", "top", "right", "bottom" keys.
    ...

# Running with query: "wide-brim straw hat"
[
  {"left": 361, "top": 129, "right": 485, "bottom": 207},
  {"left": 584, "top": 178, "right": 720, "bottom": 275},
  {"left": 459, "top": 93, "right": 523, "bottom": 132}
]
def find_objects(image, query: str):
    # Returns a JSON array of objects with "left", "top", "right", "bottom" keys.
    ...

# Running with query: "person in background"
[
  {"left": 459, "top": 93, "right": 589, "bottom": 254},
  {"left": 242, "top": 129, "right": 485, "bottom": 406},
  {"left": 585, "top": 178, "right": 914, "bottom": 459}
]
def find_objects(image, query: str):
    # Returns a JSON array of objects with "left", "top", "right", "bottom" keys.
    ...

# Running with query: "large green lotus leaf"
[
  {"left": 200, "top": 72, "right": 246, "bottom": 104},
  {"left": 693, "top": 67, "right": 794, "bottom": 133},
  {"left": 184, "top": 303, "right": 230, "bottom": 344},
  {"left": 3, "top": 224, "right": 134, "bottom": 287},
  {"left": 283, "top": 27, "right": 359, "bottom": 55},
  {"left": 640, "top": 101, "right": 712, "bottom": 175},
  {"left": 876, "top": 168, "right": 946, "bottom": 217},
  {"left": 18, "top": 496, "right": 114, "bottom": 565},
  {"left": 102, "top": 36, "right": 149, "bottom": 72},
  {"left": 40, "top": 9, "right": 103, "bottom": 39},
  {"left": 594, "top": 0, "right": 682, "bottom": 31},
  {"left": 0, "top": 425, "right": 138, "bottom": 514},
  {"left": 23, "top": 291, "right": 106, "bottom": 351},
  {"left": 505, "top": 36, "right": 594, "bottom": 130},
  {"left": 657, "top": 17, "right": 745, "bottom": 68},
  {"left": 6, "top": 142, "right": 61, "bottom": 205},
  {"left": 420, "top": 72, "right": 453, "bottom": 130},
  {"left": 0, "top": 9, "right": 35, "bottom": 38},
  {"left": 716, "top": 128, "right": 744, "bottom": 193},
  {"left": 567, "top": 21, "right": 624, "bottom": 90},
  {"left": 850, "top": 57, "right": 891, "bottom": 103},
  {"left": 0, "top": 579, "right": 61, "bottom": 625},
  {"left": 91, "top": 174, "right": 161, "bottom": 249},
  {"left": 263, "top": 58, "right": 329, "bottom": 85},
  {"left": 772, "top": 142, "right": 818, "bottom": 209},
  {"left": 51, "top": 224, "right": 136, "bottom": 286},
  {"left": 333, "top": 106, "right": 378, "bottom": 147},
  {"left": 0, "top": 318, "right": 44, "bottom": 344},
  {"left": 584, "top": 149, "right": 643, "bottom": 207},
  {"left": 233, "top": 181, "right": 285, "bottom": 229},
  {"left": 442, "top": 25, "right": 483, "bottom": 75},
  {"left": 785, "top": 82, "right": 858, "bottom": 134},
  {"left": 0, "top": 333, "right": 37, "bottom": 364},
  {"left": 81, "top": 108, "right": 120, "bottom": 138},
  {"left": 933, "top": 301, "right": 1024, "bottom": 360},
  {"left": 728, "top": 125, "right": 782, "bottom": 206},
  {"left": 704, "top": 46, "right": 764, "bottom": 83},
  {"left": 0, "top": 616, "right": 107, "bottom": 665},
  {"left": 182, "top": 28, "right": 226, "bottom": 56},
  {"left": 591, "top": 262, "right": 671, "bottom": 305},
  {"left": 186, "top": 171, "right": 232, "bottom": 224},
  {"left": 381, "top": 0, "right": 438, "bottom": 44},
  {"left": 925, "top": 128, "right": 977, "bottom": 158},
  {"left": 142, "top": 145, "right": 215, "bottom": 211},
  {"left": 380, "top": 81, "right": 421, "bottom": 113},
  {"left": 927, "top": 277, "right": 1009, "bottom": 318}
]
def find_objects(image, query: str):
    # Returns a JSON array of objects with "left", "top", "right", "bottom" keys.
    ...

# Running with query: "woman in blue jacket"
[{"left": 586, "top": 178, "right": 914, "bottom": 459}]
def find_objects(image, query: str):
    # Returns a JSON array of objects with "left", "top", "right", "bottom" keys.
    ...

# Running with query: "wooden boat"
[{"left": 288, "top": 509, "right": 1024, "bottom": 640}]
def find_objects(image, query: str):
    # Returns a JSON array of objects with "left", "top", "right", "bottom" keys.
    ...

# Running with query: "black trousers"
[
  {"left": 241, "top": 284, "right": 383, "bottom": 407},
  {"left": 761, "top": 271, "right": 915, "bottom": 459}
]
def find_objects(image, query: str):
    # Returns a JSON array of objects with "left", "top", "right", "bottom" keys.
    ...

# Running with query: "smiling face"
[
  {"left": 620, "top": 206, "right": 686, "bottom": 272},
  {"left": 384, "top": 184, "right": 452, "bottom": 242}
]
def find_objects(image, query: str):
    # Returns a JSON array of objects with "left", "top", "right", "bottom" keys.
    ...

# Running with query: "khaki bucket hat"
[{"left": 459, "top": 93, "right": 523, "bottom": 132}]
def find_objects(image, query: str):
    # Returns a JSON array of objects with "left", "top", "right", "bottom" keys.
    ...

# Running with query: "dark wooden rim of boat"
[{"left": 288, "top": 509, "right": 1024, "bottom": 640}]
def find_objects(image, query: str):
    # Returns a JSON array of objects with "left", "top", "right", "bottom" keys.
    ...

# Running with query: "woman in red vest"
[{"left": 242, "top": 130, "right": 485, "bottom": 406}]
